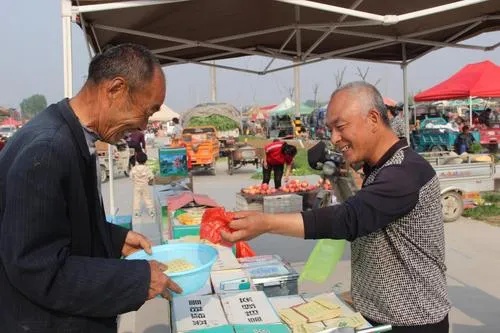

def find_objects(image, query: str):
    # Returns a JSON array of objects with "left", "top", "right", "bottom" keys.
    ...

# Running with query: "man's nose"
[{"left": 331, "top": 130, "right": 341, "bottom": 145}]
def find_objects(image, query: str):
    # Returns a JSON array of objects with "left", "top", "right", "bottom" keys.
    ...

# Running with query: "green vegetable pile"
[{"left": 187, "top": 115, "right": 239, "bottom": 131}]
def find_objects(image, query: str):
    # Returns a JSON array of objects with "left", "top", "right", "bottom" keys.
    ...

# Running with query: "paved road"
[{"left": 104, "top": 148, "right": 500, "bottom": 333}]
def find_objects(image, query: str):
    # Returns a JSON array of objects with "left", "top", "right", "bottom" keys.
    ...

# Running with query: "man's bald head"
[{"left": 330, "top": 81, "right": 390, "bottom": 126}]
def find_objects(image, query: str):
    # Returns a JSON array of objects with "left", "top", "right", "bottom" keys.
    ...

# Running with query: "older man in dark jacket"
[{"left": 0, "top": 44, "right": 181, "bottom": 333}]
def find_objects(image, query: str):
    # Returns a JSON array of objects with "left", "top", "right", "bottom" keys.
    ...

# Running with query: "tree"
[
  {"left": 312, "top": 83, "right": 319, "bottom": 109},
  {"left": 20, "top": 94, "right": 47, "bottom": 119},
  {"left": 407, "top": 91, "right": 417, "bottom": 106},
  {"left": 355, "top": 66, "right": 381, "bottom": 86},
  {"left": 334, "top": 67, "right": 346, "bottom": 88}
]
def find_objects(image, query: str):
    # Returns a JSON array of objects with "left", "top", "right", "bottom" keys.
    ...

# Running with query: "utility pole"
[{"left": 210, "top": 61, "right": 217, "bottom": 102}]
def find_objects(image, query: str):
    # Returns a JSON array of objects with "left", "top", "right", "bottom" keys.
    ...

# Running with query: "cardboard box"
[
  {"left": 172, "top": 294, "right": 230, "bottom": 332},
  {"left": 159, "top": 147, "right": 189, "bottom": 177},
  {"left": 220, "top": 291, "right": 282, "bottom": 325},
  {"left": 212, "top": 245, "right": 241, "bottom": 271},
  {"left": 233, "top": 323, "right": 290, "bottom": 333}
]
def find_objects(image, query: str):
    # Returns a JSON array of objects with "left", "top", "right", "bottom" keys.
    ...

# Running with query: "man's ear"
[
  {"left": 367, "top": 109, "right": 380, "bottom": 132},
  {"left": 106, "top": 77, "right": 127, "bottom": 100}
]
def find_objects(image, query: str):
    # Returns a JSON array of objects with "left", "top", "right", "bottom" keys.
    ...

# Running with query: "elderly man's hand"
[
  {"left": 148, "top": 260, "right": 183, "bottom": 299},
  {"left": 220, "top": 211, "right": 270, "bottom": 243},
  {"left": 122, "top": 231, "right": 152, "bottom": 257}
]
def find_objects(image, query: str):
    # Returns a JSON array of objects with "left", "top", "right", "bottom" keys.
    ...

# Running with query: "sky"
[{"left": 0, "top": 0, "right": 499, "bottom": 113}]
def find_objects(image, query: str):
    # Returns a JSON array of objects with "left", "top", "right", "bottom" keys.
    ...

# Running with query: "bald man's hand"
[{"left": 221, "top": 211, "right": 305, "bottom": 243}]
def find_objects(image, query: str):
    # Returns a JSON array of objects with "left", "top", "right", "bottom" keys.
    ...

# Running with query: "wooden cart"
[{"left": 227, "top": 143, "right": 263, "bottom": 175}]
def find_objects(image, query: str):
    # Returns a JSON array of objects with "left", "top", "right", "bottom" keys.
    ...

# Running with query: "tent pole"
[
  {"left": 61, "top": 0, "right": 73, "bottom": 98},
  {"left": 469, "top": 96, "right": 473, "bottom": 127},
  {"left": 294, "top": 59, "right": 301, "bottom": 117},
  {"left": 71, "top": 1, "right": 116, "bottom": 219},
  {"left": 401, "top": 44, "right": 410, "bottom": 143},
  {"left": 210, "top": 61, "right": 217, "bottom": 102}
]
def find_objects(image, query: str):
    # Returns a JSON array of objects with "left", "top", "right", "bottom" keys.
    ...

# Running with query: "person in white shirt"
[
  {"left": 130, "top": 152, "right": 155, "bottom": 217},
  {"left": 171, "top": 117, "right": 183, "bottom": 146}
]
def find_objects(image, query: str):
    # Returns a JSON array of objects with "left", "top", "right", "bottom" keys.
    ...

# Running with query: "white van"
[{"left": 0, "top": 125, "right": 16, "bottom": 138}]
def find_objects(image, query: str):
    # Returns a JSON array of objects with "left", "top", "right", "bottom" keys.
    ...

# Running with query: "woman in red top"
[{"left": 262, "top": 140, "right": 297, "bottom": 189}]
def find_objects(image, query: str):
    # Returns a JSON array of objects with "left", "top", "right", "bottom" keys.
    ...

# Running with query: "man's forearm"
[{"left": 266, "top": 213, "right": 304, "bottom": 238}]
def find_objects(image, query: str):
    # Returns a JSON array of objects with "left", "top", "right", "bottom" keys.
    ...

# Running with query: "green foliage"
[
  {"left": 482, "top": 192, "right": 500, "bottom": 203},
  {"left": 20, "top": 94, "right": 47, "bottom": 118},
  {"left": 187, "top": 115, "right": 239, "bottom": 131},
  {"left": 470, "top": 142, "right": 483, "bottom": 154},
  {"left": 463, "top": 204, "right": 500, "bottom": 220}
]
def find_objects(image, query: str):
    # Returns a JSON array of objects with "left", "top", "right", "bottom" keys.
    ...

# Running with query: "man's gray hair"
[
  {"left": 332, "top": 81, "right": 390, "bottom": 126},
  {"left": 87, "top": 43, "right": 161, "bottom": 91}
]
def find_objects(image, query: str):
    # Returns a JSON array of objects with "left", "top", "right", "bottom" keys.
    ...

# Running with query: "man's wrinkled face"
[
  {"left": 325, "top": 90, "right": 375, "bottom": 164},
  {"left": 99, "top": 67, "right": 166, "bottom": 144}
]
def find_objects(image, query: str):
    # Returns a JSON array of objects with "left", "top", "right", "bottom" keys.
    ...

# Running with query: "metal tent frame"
[{"left": 61, "top": 0, "right": 500, "bottom": 216}]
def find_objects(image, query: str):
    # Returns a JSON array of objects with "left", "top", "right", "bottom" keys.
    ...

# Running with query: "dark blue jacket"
[{"left": 0, "top": 99, "right": 150, "bottom": 333}]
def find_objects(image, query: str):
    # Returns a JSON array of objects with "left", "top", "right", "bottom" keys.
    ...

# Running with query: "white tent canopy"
[
  {"left": 148, "top": 104, "right": 179, "bottom": 122},
  {"left": 269, "top": 97, "right": 295, "bottom": 114}
]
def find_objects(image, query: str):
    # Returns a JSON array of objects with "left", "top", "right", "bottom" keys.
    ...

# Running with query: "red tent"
[
  {"left": 1, "top": 118, "right": 21, "bottom": 126},
  {"left": 250, "top": 104, "right": 276, "bottom": 121},
  {"left": 414, "top": 61, "right": 500, "bottom": 102}
]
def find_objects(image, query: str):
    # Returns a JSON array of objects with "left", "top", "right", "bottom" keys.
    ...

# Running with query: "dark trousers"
[
  {"left": 369, "top": 314, "right": 449, "bottom": 333},
  {"left": 263, "top": 164, "right": 285, "bottom": 189}
]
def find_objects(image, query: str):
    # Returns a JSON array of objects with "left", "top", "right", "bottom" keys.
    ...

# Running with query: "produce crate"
[
  {"left": 235, "top": 193, "right": 263, "bottom": 211},
  {"left": 263, "top": 194, "right": 302, "bottom": 214}
]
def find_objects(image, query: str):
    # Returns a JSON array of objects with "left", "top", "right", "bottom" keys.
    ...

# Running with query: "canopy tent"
[
  {"left": 1, "top": 118, "right": 21, "bottom": 126},
  {"left": 63, "top": 0, "right": 500, "bottom": 217},
  {"left": 69, "top": 0, "right": 499, "bottom": 72},
  {"left": 414, "top": 60, "right": 500, "bottom": 101},
  {"left": 247, "top": 104, "right": 277, "bottom": 120},
  {"left": 272, "top": 103, "right": 315, "bottom": 116},
  {"left": 269, "top": 98, "right": 295, "bottom": 114},
  {"left": 148, "top": 104, "right": 179, "bottom": 122}
]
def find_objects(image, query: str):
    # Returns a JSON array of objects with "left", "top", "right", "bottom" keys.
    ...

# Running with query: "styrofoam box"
[
  {"left": 235, "top": 193, "right": 263, "bottom": 212},
  {"left": 263, "top": 194, "right": 302, "bottom": 214}
]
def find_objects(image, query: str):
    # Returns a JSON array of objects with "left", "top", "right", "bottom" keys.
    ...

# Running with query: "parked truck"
[
  {"left": 421, "top": 152, "right": 495, "bottom": 222},
  {"left": 182, "top": 103, "right": 242, "bottom": 156}
]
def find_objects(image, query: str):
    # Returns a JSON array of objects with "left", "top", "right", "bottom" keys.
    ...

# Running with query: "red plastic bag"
[
  {"left": 200, "top": 207, "right": 235, "bottom": 247},
  {"left": 235, "top": 241, "right": 256, "bottom": 258}
]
